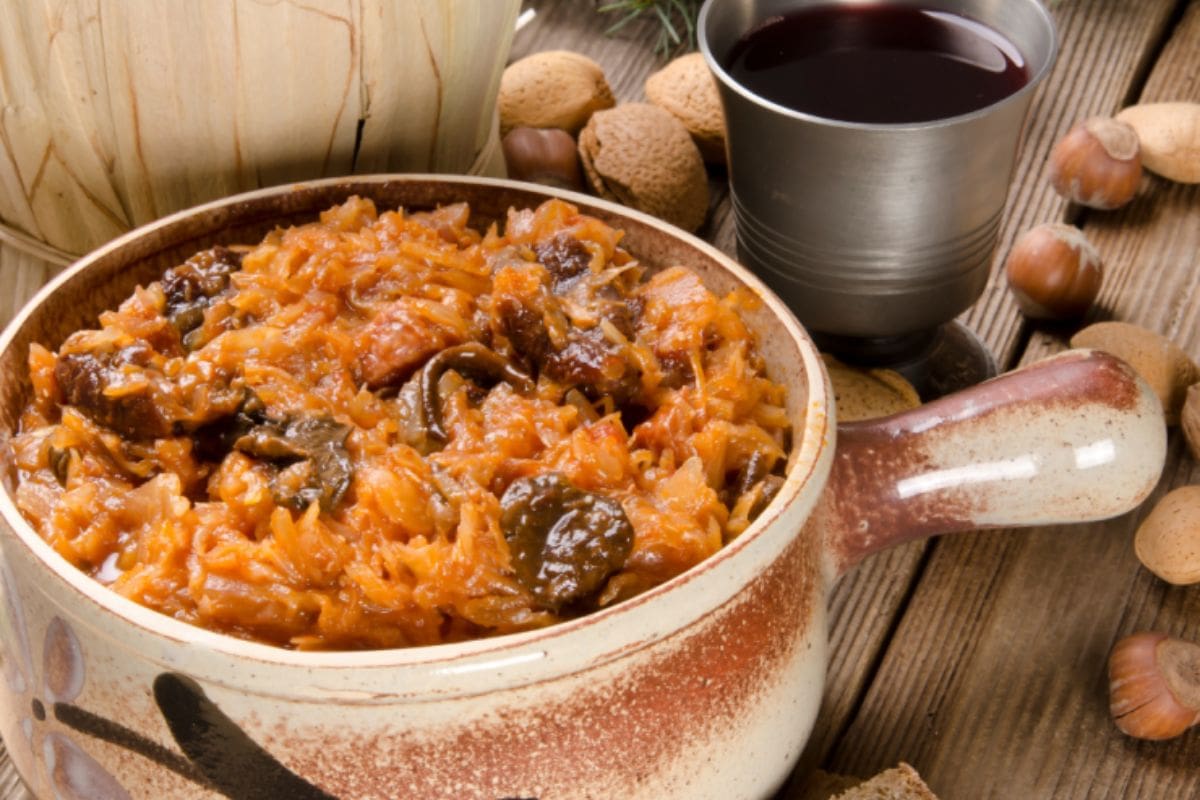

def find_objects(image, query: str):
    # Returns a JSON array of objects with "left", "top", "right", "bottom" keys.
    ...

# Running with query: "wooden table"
[{"left": 2, "top": 1, "right": 1198, "bottom": 797}]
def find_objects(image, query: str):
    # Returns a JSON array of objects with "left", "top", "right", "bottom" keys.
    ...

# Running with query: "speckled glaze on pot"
[{"left": 0, "top": 176, "right": 1167, "bottom": 800}]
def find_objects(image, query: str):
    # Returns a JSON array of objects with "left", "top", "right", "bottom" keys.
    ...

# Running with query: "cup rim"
[
  {"left": 0, "top": 174, "right": 834, "bottom": 682},
  {"left": 697, "top": 0, "right": 1059, "bottom": 133}
]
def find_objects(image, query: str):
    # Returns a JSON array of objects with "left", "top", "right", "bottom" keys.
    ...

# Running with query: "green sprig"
[
  {"left": 599, "top": 0, "right": 1067, "bottom": 57},
  {"left": 597, "top": 0, "right": 703, "bottom": 58}
]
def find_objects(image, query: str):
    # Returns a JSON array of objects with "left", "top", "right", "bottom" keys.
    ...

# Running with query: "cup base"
[{"left": 812, "top": 321, "right": 997, "bottom": 400}]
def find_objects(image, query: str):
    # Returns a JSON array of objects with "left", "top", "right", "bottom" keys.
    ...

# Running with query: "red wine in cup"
[{"left": 724, "top": 4, "right": 1030, "bottom": 124}]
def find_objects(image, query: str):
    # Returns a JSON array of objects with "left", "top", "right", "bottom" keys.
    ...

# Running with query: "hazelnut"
[
  {"left": 578, "top": 103, "right": 709, "bottom": 233},
  {"left": 1004, "top": 223, "right": 1102, "bottom": 320},
  {"left": 498, "top": 51, "right": 616, "bottom": 136},
  {"left": 1048, "top": 117, "right": 1142, "bottom": 209},
  {"left": 1109, "top": 631, "right": 1200, "bottom": 741},
  {"left": 644, "top": 52, "right": 727, "bottom": 165},
  {"left": 1133, "top": 486, "right": 1200, "bottom": 586},
  {"left": 1070, "top": 321, "right": 1200, "bottom": 424},
  {"left": 502, "top": 127, "right": 583, "bottom": 191}
]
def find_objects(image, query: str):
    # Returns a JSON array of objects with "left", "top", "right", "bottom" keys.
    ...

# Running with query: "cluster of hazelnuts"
[
  {"left": 1009, "top": 103, "right": 1200, "bottom": 744},
  {"left": 1002, "top": 117, "right": 1136, "bottom": 320},
  {"left": 1004, "top": 102, "right": 1199, "bottom": 321}
]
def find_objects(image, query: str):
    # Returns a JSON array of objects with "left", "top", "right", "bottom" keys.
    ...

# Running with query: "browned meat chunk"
[
  {"left": 356, "top": 298, "right": 467, "bottom": 389},
  {"left": 635, "top": 266, "right": 722, "bottom": 387},
  {"left": 535, "top": 233, "right": 593, "bottom": 290},
  {"left": 54, "top": 344, "right": 173, "bottom": 439},
  {"left": 55, "top": 334, "right": 244, "bottom": 442},
  {"left": 491, "top": 260, "right": 557, "bottom": 367},
  {"left": 546, "top": 327, "right": 638, "bottom": 401},
  {"left": 491, "top": 245, "right": 642, "bottom": 404}
]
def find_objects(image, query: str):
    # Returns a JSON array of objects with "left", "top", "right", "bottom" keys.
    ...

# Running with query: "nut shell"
[
  {"left": 1048, "top": 117, "right": 1142, "bottom": 209},
  {"left": 644, "top": 53, "right": 727, "bottom": 165},
  {"left": 1109, "top": 631, "right": 1200, "bottom": 740},
  {"left": 1133, "top": 485, "right": 1200, "bottom": 586},
  {"left": 1070, "top": 321, "right": 1200, "bottom": 424},
  {"left": 578, "top": 103, "right": 710, "bottom": 233},
  {"left": 1116, "top": 102, "right": 1200, "bottom": 184},
  {"left": 1004, "top": 223, "right": 1102, "bottom": 320},
  {"left": 499, "top": 51, "right": 616, "bottom": 135}
]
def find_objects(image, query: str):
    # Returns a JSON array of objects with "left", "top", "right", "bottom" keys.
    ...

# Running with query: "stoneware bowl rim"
[{"left": 0, "top": 174, "right": 832, "bottom": 683}]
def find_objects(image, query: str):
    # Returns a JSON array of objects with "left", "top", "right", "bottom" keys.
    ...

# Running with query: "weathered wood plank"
[
  {"left": 826, "top": 2, "right": 1200, "bottom": 796},
  {"left": 792, "top": 542, "right": 929, "bottom": 780},
  {"left": 963, "top": 0, "right": 1181, "bottom": 367}
]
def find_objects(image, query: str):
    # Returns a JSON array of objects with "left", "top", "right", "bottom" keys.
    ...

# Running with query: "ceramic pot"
[{"left": 0, "top": 176, "right": 1166, "bottom": 800}]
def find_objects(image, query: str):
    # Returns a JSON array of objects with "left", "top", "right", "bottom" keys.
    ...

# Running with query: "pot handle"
[{"left": 817, "top": 349, "right": 1166, "bottom": 578}]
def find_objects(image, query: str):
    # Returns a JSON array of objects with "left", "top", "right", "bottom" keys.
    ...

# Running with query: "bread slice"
[
  {"left": 793, "top": 768, "right": 863, "bottom": 800},
  {"left": 830, "top": 763, "right": 938, "bottom": 800}
]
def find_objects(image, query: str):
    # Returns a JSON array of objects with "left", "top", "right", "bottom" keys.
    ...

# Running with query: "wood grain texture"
[
  {"left": 0, "top": 243, "right": 59, "bottom": 325},
  {"left": 792, "top": 542, "right": 929, "bottom": 779},
  {"left": 827, "top": 3, "right": 1200, "bottom": 796},
  {"left": 0, "top": 0, "right": 518, "bottom": 256},
  {"left": 962, "top": 0, "right": 1180, "bottom": 368}
]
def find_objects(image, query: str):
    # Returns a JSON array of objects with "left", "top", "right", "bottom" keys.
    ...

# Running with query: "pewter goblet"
[{"left": 699, "top": 0, "right": 1058, "bottom": 394}]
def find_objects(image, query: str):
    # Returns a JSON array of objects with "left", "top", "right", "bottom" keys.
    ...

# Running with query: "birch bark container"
[{"left": 0, "top": 0, "right": 521, "bottom": 281}]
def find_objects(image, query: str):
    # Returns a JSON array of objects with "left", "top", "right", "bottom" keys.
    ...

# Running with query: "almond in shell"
[
  {"left": 578, "top": 103, "right": 709, "bottom": 233},
  {"left": 644, "top": 52, "right": 727, "bottom": 165},
  {"left": 499, "top": 51, "right": 616, "bottom": 135},
  {"left": 1069, "top": 321, "right": 1200, "bottom": 424},
  {"left": 1115, "top": 102, "right": 1200, "bottom": 184}
]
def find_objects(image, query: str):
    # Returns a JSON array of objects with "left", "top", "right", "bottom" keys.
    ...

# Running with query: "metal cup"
[{"left": 699, "top": 0, "right": 1057, "bottom": 340}]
